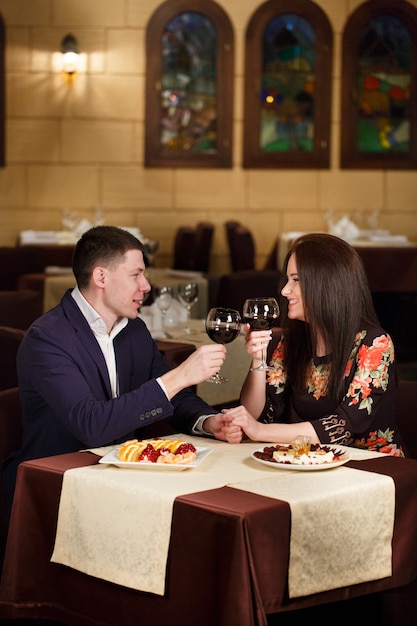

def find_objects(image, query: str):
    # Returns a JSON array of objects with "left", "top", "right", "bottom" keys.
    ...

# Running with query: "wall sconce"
[{"left": 61, "top": 33, "right": 79, "bottom": 75}]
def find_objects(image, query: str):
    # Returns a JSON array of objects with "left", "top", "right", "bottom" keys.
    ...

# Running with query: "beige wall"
[{"left": 0, "top": 0, "right": 416, "bottom": 273}]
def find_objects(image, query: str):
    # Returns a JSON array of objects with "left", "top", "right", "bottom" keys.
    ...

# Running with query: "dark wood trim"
[
  {"left": 0, "top": 13, "right": 5, "bottom": 168},
  {"left": 145, "top": 0, "right": 234, "bottom": 168}
]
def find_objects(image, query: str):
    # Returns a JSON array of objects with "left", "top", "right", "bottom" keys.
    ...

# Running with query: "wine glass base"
[
  {"left": 205, "top": 374, "right": 228, "bottom": 384},
  {"left": 250, "top": 365, "right": 275, "bottom": 372}
]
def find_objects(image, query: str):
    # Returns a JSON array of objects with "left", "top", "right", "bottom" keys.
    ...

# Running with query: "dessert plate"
[
  {"left": 99, "top": 446, "right": 212, "bottom": 470},
  {"left": 251, "top": 444, "right": 350, "bottom": 471}
]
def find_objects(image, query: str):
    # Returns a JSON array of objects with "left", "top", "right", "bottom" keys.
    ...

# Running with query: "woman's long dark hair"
[{"left": 282, "top": 233, "right": 380, "bottom": 401}]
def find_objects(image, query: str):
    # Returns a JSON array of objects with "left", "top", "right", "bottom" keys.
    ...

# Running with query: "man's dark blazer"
[{"left": 2, "top": 290, "right": 215, "bottom": 517}]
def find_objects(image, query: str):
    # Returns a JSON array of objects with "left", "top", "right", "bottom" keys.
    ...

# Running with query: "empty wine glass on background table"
[
  {"left": 205, "top": 307, "right": 241, "bottom": 384},
  {"left": 154, "top": 285, "right": 173, "bottom": 330},
  {"left": 242, "top": 297, "right": 279, "bottom": 371},
  {"left": 178, "top": 282, "right": 199, "bottom": 333}
]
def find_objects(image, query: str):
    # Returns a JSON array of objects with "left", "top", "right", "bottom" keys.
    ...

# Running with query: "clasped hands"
[{"left": 204, "top": 405, "right": 258, "bottom": 444}]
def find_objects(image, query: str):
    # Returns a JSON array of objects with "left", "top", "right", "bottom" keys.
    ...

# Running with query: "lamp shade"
[{"left": 61, "top": 34, "right": 79, "bottom": 74}]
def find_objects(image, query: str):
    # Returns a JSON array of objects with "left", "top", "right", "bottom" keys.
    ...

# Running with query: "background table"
[
  {"left": 278, "top": 232, "right": 417, "bottom": 291},
  {"left": 1, "top": 452, "right": 417, "bottom": 626},
  {"left": 161, "top": 319, "right": 251, "bottom": 407},
  {"left": 37, "top": 268, "right": 209, "bottom": 317}
]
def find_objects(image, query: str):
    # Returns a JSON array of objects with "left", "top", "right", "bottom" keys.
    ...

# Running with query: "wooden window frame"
[
  {"left": 145, "top": 0, "right": 234, "bottom": 169},
  {"left": 341, "top": 0, "right": 417, "bottom": 170},
  {"left": 243, "top": 0, "right": 333, "bottom": 169},
  {"left": 0, "top": 13, "right": 5, "bottom": 168}
]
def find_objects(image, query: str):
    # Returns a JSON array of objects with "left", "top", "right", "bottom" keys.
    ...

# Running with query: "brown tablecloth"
[
  {"left": 354, "top": 245, "right": 417, "bottom": 293},
  {"left": 1, "top": 453, "right": 417, "bottom": 626}
]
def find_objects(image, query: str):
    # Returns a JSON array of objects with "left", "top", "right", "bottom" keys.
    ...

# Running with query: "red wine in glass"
[
  {"left": 242, "top": 297, "right": 279, "bottom": 371},
  {"left": 205, "top": 307, "right": 241, "bottom": 384}
]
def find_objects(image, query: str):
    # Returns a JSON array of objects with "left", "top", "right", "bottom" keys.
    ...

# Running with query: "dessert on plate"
[
  {"left": 118, "top": 438, "right": 197, "bottom": 464},
  {"left": 254, "top": 443, "right": 345, "bottom": 466}
]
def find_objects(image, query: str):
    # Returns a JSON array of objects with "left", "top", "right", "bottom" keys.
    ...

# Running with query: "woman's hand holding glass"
[
  {"left": 242, "top": 297, "right": 279, "bottom": 371},
  {"left": 244, "top": 327, "right": 273, "bottom": 369}
]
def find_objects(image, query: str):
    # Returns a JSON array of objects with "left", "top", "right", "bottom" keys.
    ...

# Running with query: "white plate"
[
  {"left": 251, "top": 444, "right": 350, "bottom": 471},
  {"left": 99, "top": 446, "right": 212, "bottom": 470}
]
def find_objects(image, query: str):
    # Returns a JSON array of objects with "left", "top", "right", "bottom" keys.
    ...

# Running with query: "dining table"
[
  {"left": 1, "top": 438, "right": 417, "bottom": 626},
  {"left": 277, "top": 232, "right": 417, "bottom": 292},
  {"left": 147, "top": 318, "right": 251, "bottom": 407}
]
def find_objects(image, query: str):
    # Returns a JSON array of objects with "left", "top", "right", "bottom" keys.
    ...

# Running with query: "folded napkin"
[
  {"left": 45, "top": 266, "right": 74, "bottom": 275},
  {"left": 20, "top": 230, "right": 59, "bottom": 244},
  {"left": 138, "top": 301, "right": 188, "bottom": 334},
  {"left": 329, "top": 216, "right": 361, "bottom": 242},
  {"left": 368, "top": 234, "right": 409, "bottom": 244}
]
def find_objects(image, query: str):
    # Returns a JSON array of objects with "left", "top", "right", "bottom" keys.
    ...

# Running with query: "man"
[{"left": 2, "top": 226, "right": 237, "bottom": 518}]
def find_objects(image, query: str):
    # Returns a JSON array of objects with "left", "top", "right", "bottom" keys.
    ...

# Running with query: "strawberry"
[
  {"left": 175, "top": 442, "right": 196, "bottom": 455},
  {"left": 138, "top": 444, "right": 161, "bottom": 463}
]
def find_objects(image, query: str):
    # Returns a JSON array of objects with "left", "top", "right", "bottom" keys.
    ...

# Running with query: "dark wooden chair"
[
  {"left": 396, "top": 379, "right": 417, "bottom": 459},
  {"left": 0, "top": 387, "right": 23, "bottom": 565},
  {"left": 0, "top": 327, "right": 25, "bottom": 391},
  {"left": 0, "top": 387, "right": 22, "bottom": 469},
  {"left": 173, "top": 222, "right": 215, "bottom": 273},
  {"left": 193, "top": 222, "right": 214, "bottom": 273},
  {"left": 215, "top": 269, "right": 283, "bottom": 315},
  {"left": 173, "top": 226, "right": 197, "bottom": 271},
  {"left": 0, "top": 246, "right": 45, "bottom": 290},
  {"left": 0, "top": 290, "right": 43, "bottom": 330},
  {"left": 263, "top": 239, "right": 279, "bottom": 270},
  {"left": 224, "top": 221, "right": 256, "bottom": 272}
]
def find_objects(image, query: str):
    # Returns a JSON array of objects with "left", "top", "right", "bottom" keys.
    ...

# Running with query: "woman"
[{"left": 224, "top": 233, "right": 404, "bottom": 456}]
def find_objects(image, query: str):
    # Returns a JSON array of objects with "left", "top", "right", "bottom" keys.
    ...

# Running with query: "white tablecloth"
[{"left": 278, "top": 231, "right": 415, "bottom": 269}]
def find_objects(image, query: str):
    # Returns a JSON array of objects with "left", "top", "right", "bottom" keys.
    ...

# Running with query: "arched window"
[
  {"left": 243, "top": 0, "right": 332, "bottom": 169},
  {"left": 341, "top": 0, "right": 417, "bottom": 169},
  {"left": 145, "top": 0, "right": 234, "bottom": 168},
  {"left": 0, "top": 13, "right": 5, "bottom": 167}
]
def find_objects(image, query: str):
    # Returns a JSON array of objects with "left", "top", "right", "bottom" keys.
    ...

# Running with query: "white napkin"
[
  {"left": 19, "top": 230, "right": 59, "bottom": 244},
  {"left": 138, "top": 301, "right": 187, "bottom": 333},
  {"left": 329, "top": 216, "right": 361, "bottom": 242}
]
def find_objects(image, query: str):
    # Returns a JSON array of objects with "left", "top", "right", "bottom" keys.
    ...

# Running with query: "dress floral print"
[{"left": 264, "top": 328, "right": 403, "bottom": 456}]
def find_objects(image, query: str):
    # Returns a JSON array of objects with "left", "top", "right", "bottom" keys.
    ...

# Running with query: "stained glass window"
[
  {"left": 341, "top": 1, "right": 417, "bottom": 169},
  {"left": 161, "top": 13, "right": 217, "bottom": 154},
  {"left": 243, "top": 0, "right": 332, "bottom": 169},
  {"left": 145, "top": 1, "right": 233, "bottom": 168},
  {"left": 357, "top": 16, "right": 411, "bottom": 154},
  {"left": 261, "top": 15, "right": 315, "bottom": 154}
]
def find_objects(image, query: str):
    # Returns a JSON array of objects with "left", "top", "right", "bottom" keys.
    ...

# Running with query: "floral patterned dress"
[{"left": 263, "top": 327, "right": 403, "bottom": 456}]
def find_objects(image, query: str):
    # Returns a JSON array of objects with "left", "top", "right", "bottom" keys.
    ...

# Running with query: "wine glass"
[
  {"left": 154, "top": 286, "right": 174, "bottom": 330},
  {"left": 205, "top": 307, "right": 241, "bottom": 384},
  {"left": 178, "top": 282, "right": 199, "bottom": 333},
  {"left": 242, "top": 297, "right": 279, "bottom": 371}
]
